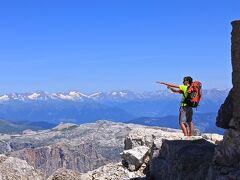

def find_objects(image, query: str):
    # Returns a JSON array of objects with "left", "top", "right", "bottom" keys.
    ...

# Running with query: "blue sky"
[{"left": 0, "top": 1, "right": 239, "bottom": 93}]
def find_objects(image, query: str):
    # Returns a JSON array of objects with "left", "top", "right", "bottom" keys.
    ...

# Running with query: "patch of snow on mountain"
[
  {"left": 112, "top": 92, "right": 118, "bottom": 96},
  {"left": 59, "top": 94, "right": 75, "bottom": 100},
  {"left": 77, "top": 92, "right": 89, "bottom": 98},
  {"left": 119, "top": 91, "right": 128, "bottom": 97},
  {"left": 89, "top": 92, "right": 102, "bottom": 98},
  {"left": 69, "top": 91, "right": 81, "bottom": 98},
  {"left": 68, "top": 91, "right": 88, "bottom": 99},
  {"left": 111, "top": 91, "right": 128, "bottom": 97},
  {"left": 0, "top": 95, "right": 9, "bottom": 101},
  {"left": 28, "top": 93, "right": 41, "bottom": 100}
]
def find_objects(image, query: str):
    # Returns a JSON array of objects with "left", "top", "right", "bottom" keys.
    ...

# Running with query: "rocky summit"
[
  {"left": 0, "top": 120, "right": 223, "bottom": 179},
  {"left": 0, "top": 119, "right": 186, "bottom": 178}
]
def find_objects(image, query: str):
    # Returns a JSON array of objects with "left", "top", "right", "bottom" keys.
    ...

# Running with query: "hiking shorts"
[{"left": 179, "top": 106, "right": 193, "bottom": 124}]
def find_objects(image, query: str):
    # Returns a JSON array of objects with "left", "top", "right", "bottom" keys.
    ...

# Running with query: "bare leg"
[
  {"left": 179, "top": 122, "right": 188, "bottom": 136},
  {"left": 187, "top": 122, "right": 194, "bottom": 136},
  {"left": 184, "top": 123, "right": 189, "bottom": 136}
]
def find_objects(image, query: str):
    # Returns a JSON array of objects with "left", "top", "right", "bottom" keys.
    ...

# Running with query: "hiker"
[{"left": 156, "top": 76, "right": 194, "bottom": 136}]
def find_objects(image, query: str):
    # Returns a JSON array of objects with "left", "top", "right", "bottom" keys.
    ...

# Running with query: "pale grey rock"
[
  {"left": 80, "top": 162, "right": 146, "bottom": 180},
  {"left": 47, "top": 168, "right": 82, "bottom": 180},
  {"left": 0, "top": 118, "right": 228, "bottom": 179},
  {"left": 202, "top": 133, "right": 223, "bottom": 144},
  {"left": 22, "top": 129, "right": 37, "bottom": 135},
  {"left": 122, "top": 146, "right": 149, "bottom": 171},
  {"left": 0, "top": 154, "right": 43, "bottom": 180},
  {"left": 124, "top": 127, "right": 183, "bottom": 150},
  {"left": 52, "top": 123, "right": 78, "bottom": 131},
  {"left": 122, "top": 127, "right": 221, "bottom": 180},
  {"left": 0, "top": 120, "right": 135, "bottom": 178},
  {"left": 47, "top": 124, "right": 186, "bottom": 179}
]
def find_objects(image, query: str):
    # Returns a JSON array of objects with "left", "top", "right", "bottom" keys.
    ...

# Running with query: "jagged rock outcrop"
[
  {"left": 0, "top": 154, "right": 43, "bottom": 180},
  {"left": 0, "top": 122, "right": 226, "bottom": 180},
  {"left": 122, "top": 127, "right": 222, "bottom": 180},
  {"left": 207, "top": 20, "right": 240, "bottom": 179},
  {"left": 52, "top": 126, "right": 221, "bottom": 180}
]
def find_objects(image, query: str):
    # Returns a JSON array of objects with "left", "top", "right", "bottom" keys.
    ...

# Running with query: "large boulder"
[
  {"left": 150, "top": 139, "right": 216, "bottom": 180},
  {"left": 122, "top": 146, "right": 149, "bottom": 171}
]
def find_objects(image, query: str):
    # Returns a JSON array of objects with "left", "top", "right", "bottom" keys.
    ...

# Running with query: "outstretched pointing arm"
[{"left": 156, "top": 81, "right": 179, "bottom": 89}]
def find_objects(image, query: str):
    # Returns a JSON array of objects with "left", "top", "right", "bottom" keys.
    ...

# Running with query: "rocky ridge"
[
  {"left": 0, "top": 121, "right": 223, "bottom": 179},
  {"left": 0, "top": 120, "right": 134, "bottom": 177},
  {"left": 77, "top": 127, "right": 222, "bottom": 180}
]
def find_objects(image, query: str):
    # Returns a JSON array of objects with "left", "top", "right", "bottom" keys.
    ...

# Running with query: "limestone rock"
[
  {"left": 47, "top": 168, "right": 82, "bottom": 180},
  {"left": 124, "top": 127, "right": 183, "bottom": 150},
  {"left": 0, "top": 120, "right": 134, "bottom": 178},
  {"left": 80, "top": 162, "right": 146, "bottom": 180},
  {"left": 52, "top": 123, "right": 78, "bottom": 131},
  {"left": 202, "top": 133, "right": 223, "bottom": 144},
  {"left": 122, "top": 146, "right": 149, "bottom": 171},
  {"left": 0, "top": 154, "right": 43, "bottom": 180}
]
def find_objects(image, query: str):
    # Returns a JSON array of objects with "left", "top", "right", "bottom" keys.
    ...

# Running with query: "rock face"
[
  {"left": 0, "top": 154, "right": 43, "bottom": 180},
  {"left": 208, "top": 20, "right": 240, "bottom": 179},
  {"left": 0, "top": 120, "right": 133, "bottom": 178},
  {"left": 152, "top": 139, "right": 215, "bottom": 180},
  {"left": 216, "top": 88, "right": 233, "bottom": 129}
]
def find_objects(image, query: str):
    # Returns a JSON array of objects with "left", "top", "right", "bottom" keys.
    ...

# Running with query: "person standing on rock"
[{"left": 156, "top": 76, "right": 194, "bottom": 137}]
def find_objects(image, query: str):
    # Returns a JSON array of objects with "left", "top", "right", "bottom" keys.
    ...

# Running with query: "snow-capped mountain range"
[
  {"left": 0, "top": 89, "right": 230, "bottom": 102},
  {"left": 0, "top": 89, "right": 230, "bottom": 133}
]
